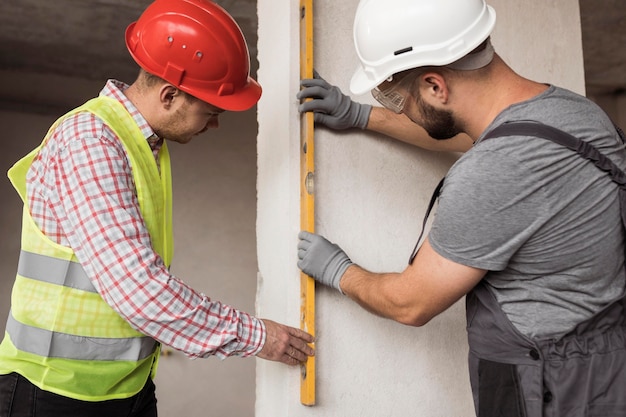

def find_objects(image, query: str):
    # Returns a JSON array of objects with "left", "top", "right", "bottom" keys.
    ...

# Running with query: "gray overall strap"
[
  {"left": 408, "top": 121, "right": 626, "bottom": 264},
  {"left": 483, "top": 121, "right": 626, "bottom": 188},
  {"left": 482, "top": 121, "right": 626, "bottom": 233},
  {"left": 408, "top": 177, "right": 444, "bottom": 264}
]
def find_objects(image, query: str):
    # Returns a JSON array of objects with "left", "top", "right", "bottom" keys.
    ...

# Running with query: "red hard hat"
[{"left": 125, "top": 0, "right": 261, "bottom": 111}]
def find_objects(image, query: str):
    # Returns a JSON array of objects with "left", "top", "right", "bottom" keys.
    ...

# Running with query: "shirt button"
[
  {"left": 529, "top": 349, "right": 540, "bottom": 360},
  {"left": 543, "top": 391, "right": 553, "bottom": 403}
]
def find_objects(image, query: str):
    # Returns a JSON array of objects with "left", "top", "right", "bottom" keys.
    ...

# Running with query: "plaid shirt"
[{"left": 25, "top": 80, "right": 265, "bottom": 359}]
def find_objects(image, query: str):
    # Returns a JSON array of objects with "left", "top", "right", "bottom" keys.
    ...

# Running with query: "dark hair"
[{"left": 136, "top": 69, "right": 199, "bottom": 102}]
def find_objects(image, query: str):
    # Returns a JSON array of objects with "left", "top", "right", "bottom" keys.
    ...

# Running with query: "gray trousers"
[{"left": 466, "top": 282, "right": 626, "bottom": 417}]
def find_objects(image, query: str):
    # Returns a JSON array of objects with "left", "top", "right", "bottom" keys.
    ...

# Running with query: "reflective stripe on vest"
[
  {"left": 10, "top": 249, "right": 157, "bottom": 360},
  {"left": 18, "top": 250, "right": 96, "bottom": 293},
  {"left": 6, "top": 313, "right": 156, "bottom": 361}
]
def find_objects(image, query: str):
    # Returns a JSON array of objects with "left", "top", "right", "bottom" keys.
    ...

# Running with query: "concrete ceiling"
[
  {"left": 0, "top": 0, "right": 624, "bottom": 113},
  {"left": 0, "top": 0, "right": 257, "bottom": 88}
]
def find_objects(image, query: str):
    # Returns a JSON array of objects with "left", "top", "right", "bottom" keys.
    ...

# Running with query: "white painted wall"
[{"left": 255, "top": 1, "right": 584, "bottom": 416}]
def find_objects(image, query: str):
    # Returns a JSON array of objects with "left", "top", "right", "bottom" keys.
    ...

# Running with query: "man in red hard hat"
[{"left": 0, "top": 1, "right": 313, "bottom": 415}]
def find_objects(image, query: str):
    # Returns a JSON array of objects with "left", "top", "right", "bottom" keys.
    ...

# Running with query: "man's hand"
[
  {"left": 256, "top": 320, "right": 315, "bottom": 366},
  {"left": 297, "top": 71, "right": 372, "bottom": 130},
  {"left": 297, "top": 231, "right": 353, "bottom": 293}
]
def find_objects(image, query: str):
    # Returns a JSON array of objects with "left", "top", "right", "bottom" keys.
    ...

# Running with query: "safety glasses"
[{"left": 371, "top": 69, "right": 420, "bottom": 114}]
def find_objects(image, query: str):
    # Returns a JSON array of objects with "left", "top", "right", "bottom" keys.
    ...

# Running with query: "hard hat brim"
[
  {"left": 350, "top": 67, "right": 379, "bottom": 96},
  {"left": 191, "top": 79, "right": 262, "bottom": 112}
]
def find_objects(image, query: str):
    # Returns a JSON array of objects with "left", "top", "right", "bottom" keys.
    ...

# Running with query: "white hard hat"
[{"left": 350, "top": 0, "right": 497, "bottom": 95}]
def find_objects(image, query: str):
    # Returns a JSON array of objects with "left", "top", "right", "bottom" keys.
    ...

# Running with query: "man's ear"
[
  {"left": 159, "top": 84, "right": 181, "bottom": 109},
  {"left": 420, "top": 72, "right": 449, "bottom": 104}
]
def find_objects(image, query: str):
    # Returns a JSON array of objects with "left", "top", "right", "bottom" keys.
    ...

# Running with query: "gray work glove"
[
  {"left": 297, "top": 231, "right": 353, "bottom": 293},
  {"left": 297, "top": 71, "right": 372, "bottom": 130}
]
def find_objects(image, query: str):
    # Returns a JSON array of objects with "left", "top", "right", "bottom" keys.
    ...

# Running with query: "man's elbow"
[{"left": 392, "top": 304, "right": 436, "bottom": 327}]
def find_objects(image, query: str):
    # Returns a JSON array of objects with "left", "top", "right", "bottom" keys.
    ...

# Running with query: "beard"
[
  {"left": 154, "top": 104, "right": 198, "bottom": 144},
  {"left": 415, "top": 94, "right": 461, "bottom": 140}
]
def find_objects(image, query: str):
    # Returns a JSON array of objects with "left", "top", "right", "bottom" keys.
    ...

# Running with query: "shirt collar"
[{"left": 98, "top": 79, "right": 162, "bottom": 152}]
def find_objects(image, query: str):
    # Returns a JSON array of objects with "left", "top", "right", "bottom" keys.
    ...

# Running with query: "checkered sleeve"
[{"left": 29, "top": 112, "right": 265, "bottom": 358}]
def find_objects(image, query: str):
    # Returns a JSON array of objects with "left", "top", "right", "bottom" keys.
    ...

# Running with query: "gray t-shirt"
[{"left": 429, "top": 85, "right": 626, "bottom": 339}]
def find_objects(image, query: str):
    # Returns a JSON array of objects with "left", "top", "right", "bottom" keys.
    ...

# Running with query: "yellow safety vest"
[{"left": 0, "top": 96, "right": 173, "bottom": 401}]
